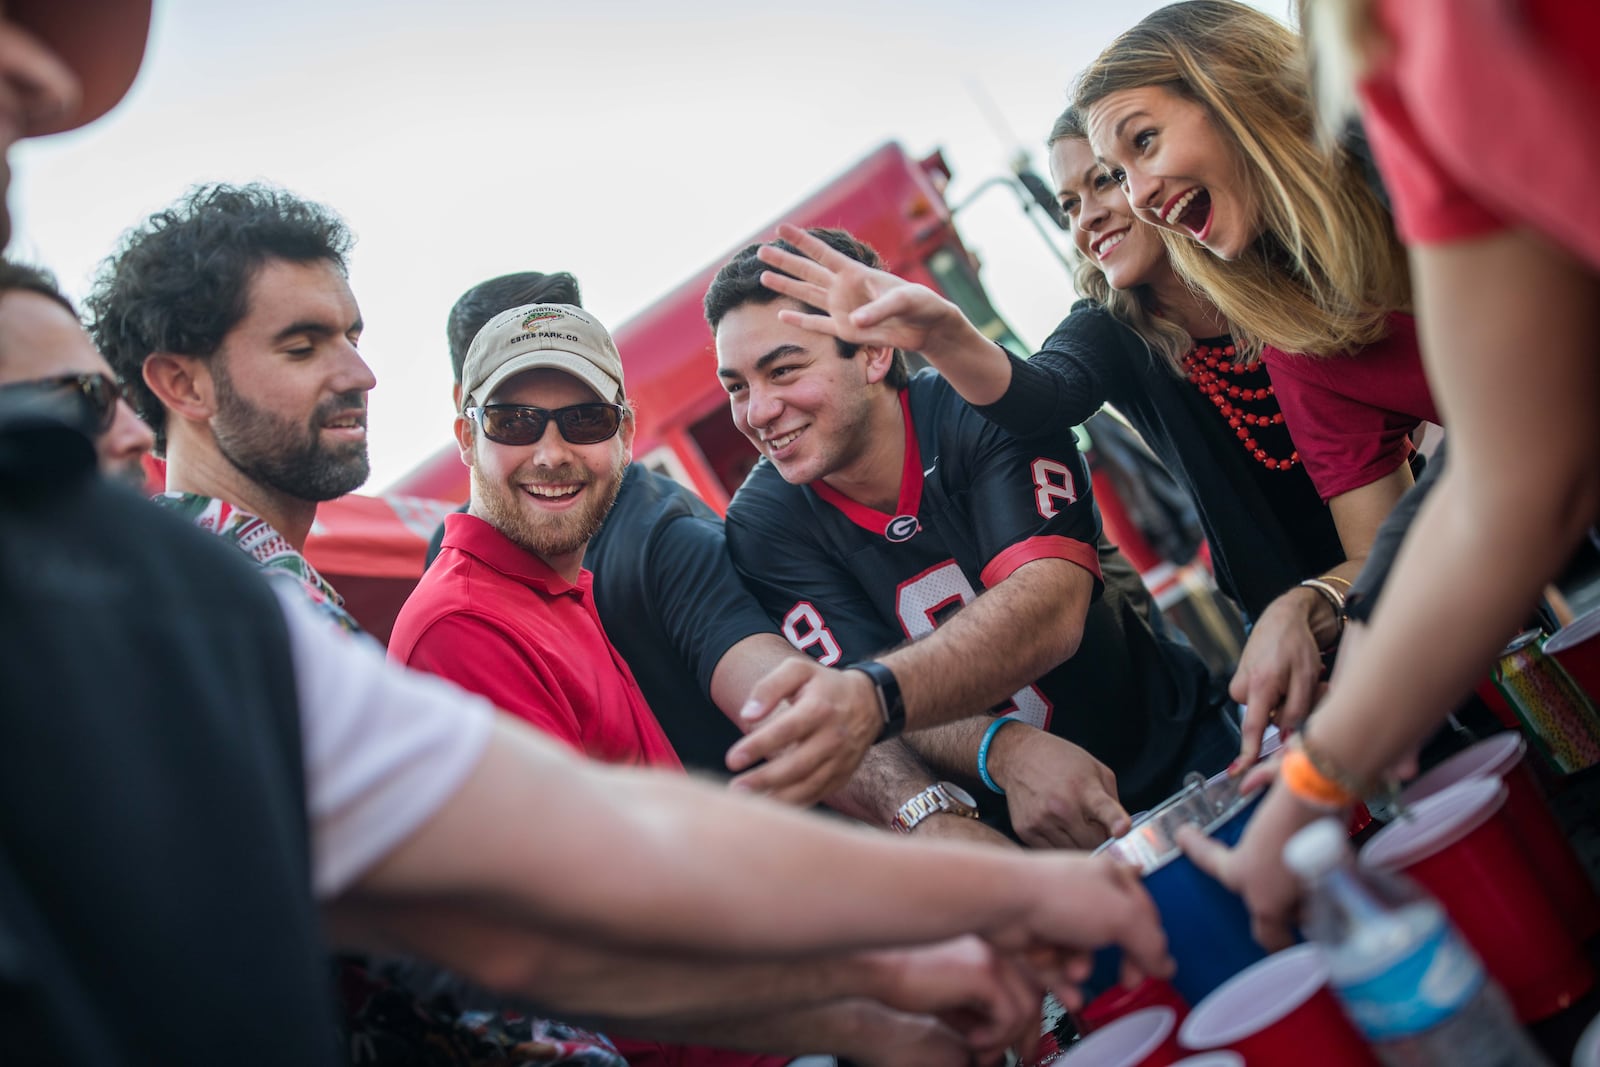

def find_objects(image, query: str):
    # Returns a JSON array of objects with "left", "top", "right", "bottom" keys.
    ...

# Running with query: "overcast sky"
[{"left": 14, "top": 0, "right": 1285, "bottom": 492}]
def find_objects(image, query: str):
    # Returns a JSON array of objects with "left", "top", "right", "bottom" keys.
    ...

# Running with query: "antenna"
[{"left": 964, "top": 79, "right": 1070, "bottom": 233}]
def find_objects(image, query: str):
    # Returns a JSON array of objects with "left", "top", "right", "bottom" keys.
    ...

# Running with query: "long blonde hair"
[
  {"left": 1048, "top": 107, "right": 1193, "bottom": 371},
  {"left": 1072, "top": 0, "right": 1408, "bottom": 358}
]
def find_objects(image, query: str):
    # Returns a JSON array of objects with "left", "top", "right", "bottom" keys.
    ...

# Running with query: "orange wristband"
[{"left": 1279, "top": 744, "right": 1358, "bottom": 811}]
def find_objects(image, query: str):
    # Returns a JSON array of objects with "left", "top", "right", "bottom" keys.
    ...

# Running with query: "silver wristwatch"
[{"left": 889, "top": 781, "right": 981, "bottom": 834}]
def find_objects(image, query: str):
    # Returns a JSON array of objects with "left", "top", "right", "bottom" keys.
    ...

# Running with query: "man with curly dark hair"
[{"left": 88, "top": 183, "right": 372, "bottom": 629}]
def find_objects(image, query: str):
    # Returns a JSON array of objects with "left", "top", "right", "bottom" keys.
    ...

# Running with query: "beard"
[
  {"left": 211, "top": 365, "right": 370, "bottom": 503},
  {"left": 474, "top": 451, "right": 627, "bottom": 564}
]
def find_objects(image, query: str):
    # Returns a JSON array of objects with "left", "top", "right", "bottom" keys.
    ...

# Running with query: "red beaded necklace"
[{"left": 1181, "top": 343, "right": 1300, "bottom": 471}]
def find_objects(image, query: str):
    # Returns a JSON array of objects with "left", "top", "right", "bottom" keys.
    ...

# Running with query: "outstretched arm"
[
  {"left": 1186, "top": 227, "right": 1600, "bottom": 949},
  {"left": 342, "top": 713, "right": 1170, "bottom": 983},
  {"left": 329, "top": 903, "right": 1043, "bottom": 1062}
]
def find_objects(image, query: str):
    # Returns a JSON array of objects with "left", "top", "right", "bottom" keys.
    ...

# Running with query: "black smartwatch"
[{"left": 845, "top": 660, "right": 906, "bottom": 742}]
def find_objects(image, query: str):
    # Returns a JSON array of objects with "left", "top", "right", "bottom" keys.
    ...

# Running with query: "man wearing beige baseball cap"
[
  {"left": 392, "top": 302, "right": 687, "bottom": 768},
  {"left": 393, "top": 304, "right": 810, "bottom": 1065}
]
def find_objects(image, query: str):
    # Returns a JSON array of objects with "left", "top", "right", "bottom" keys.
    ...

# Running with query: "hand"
[
  {"left": 1177, "top": 779, "right": 1323, "bottom": 951},
  {"left": 1229, "top": 588, "right": 1328, "bottom": 770},
  {"left": 868, "top": 936, "right": 1044, "bottom": 1064},
  {"left": 754, "top": 223, "right": 976, "bottom": 356},
  {"left": 911, "top": 812, "right": 1019, "bottom": 850},
  {"left": 989, "top": 723, "right": 1130, "bottom": 848},
  {"left": 994, "top": 852, "right": 1173, "bottom": 1003},
  {"left": 726, "top": 658, "right": 881, "bottom": 806}
]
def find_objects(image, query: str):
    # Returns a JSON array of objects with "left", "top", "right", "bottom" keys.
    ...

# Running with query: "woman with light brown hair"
[
  {"left": 1175, "top": 0, "right": 1600, "bottom": 947},
  {"left": 1069, "top": 1, "right": 1433, "bottom": 758}
]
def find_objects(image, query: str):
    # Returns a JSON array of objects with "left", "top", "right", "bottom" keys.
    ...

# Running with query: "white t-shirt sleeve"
[{"left": 272, "top": 586, "right": 495, "bottom": 899}]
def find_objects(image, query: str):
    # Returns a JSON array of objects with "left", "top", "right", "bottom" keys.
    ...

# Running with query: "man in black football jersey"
[
  {"left": 707, "top": 227, "right": 1238, "bottom": 847},
  {"left": 432, "top": 271, "right": 1008, "bottom": 842}
]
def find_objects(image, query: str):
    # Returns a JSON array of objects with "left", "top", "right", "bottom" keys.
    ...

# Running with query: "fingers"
[
  {"left": 773, "top": 222, "right": 855, "bottom": 269},
  {"left": 729, "top": 731, "right": 845, "bottom": 805},
  {"left": 1232, "top": 707, "right": 1266, "bottom": 774},
  {"left": 739, "top": 658, "right": 815, "bottom": 721},
  {"left": 1237, "top": 755, "right": 1280, "bottom": 796},
  {"left": 756, "top": 238, "right": 836, "bottom": 286},
  {"left": 1281, "top": 661, "right": 1318, "bottom": 733},
  {"left": 1175, "top": 823, "right": 1235, "bottom": 889},
  {"left": 1089, "top": 769, "right": 1131, "bottom": 840},
  {"left": 1072, "top": 796, "right": 1126, "bottom": 850},
  {"left": 774, "top": 306, "right": 847, "bottom": 340},
  {"left": 759, "top": 268, "right": 831, "bottom": 310},
  {"left": 1099, "top": 863, "right": 1173, "bottom": 980}
]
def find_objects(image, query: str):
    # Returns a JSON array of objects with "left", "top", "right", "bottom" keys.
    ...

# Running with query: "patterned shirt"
[{"left": 153, "top": 492, "right": 362, "bottom": 633}]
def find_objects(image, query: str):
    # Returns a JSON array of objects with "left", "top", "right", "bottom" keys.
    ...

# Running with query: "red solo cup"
[
  {"left": 1078, "top": 977, "right": 1189, "bottom": 1036},
  {"left": 1361, "top": 778, "right": 1594, "bottom": 1021},
  {"left": 1169, "top": 1056, "right": 1244, "bottom": 1067},
  {"left": 1402, "top": 732, "right": 1600, "bottom": 940},
  {"left": 1058, "top": 1006, "right": 1184, "bottom": 1067},
  {"left": 1177, "top": 945, "right": 1381, "bottom": 1066},
  {"left": 1545, "top": 606, "right": 1600, "bottom": 705}
]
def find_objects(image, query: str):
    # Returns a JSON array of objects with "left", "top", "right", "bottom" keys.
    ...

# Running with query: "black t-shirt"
[
  {"left": 583, "top": 463, "right": 778, "bottom": 775},
  {"left": 980, "top": 302, "right": 1346, "bottom": 619},
  {"left": 725, "top": 371, "right": 1210, "bottom": 815},
  {"left": 0, "top": 411, "right": 339, "bottom": 1065}
]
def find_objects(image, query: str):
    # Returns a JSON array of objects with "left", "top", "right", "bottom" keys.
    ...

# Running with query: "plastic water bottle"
[{"left": 1282, "top": 819, "right": 1549, "bottom": 1067}]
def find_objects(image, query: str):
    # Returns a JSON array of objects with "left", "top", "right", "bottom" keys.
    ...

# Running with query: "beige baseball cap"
[{"left": 461, "top": 303, "right": 625, "bottom": 411}]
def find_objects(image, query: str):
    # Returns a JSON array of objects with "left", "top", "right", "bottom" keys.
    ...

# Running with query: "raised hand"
[{"left": 755, "top": 222, "right": 972, "bottom": 355}]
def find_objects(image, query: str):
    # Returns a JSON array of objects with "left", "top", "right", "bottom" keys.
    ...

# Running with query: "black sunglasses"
[
  {"left": 466, "top": 402, "right": 626, "bottom": 446},
  {"left": 0, "top": 372, "right": 123, "bottom": 432}
]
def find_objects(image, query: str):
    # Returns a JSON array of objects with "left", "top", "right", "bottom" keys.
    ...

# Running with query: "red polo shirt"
[{"left": 390, "top": 512, "right": 682, "bottom": 770}]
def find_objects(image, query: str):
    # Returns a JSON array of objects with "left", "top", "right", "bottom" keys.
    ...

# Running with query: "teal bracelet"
[{"left": 977, "top": 717, "right": 1013, "bottom": 795}]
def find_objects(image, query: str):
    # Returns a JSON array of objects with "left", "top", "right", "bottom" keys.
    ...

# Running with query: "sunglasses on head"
[
  {"left": 0, "top": 372, "right": 123, "bottom": 433},
  {"left": 466, "top": 402, "right": 626, "bottom": 446}
]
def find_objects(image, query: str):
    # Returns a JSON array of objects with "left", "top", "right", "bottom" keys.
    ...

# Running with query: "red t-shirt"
[
  {"left": 390, "top": 512, "right": 682, "bottom": 770},
  {"left": 1261, "top": 315, "right": 1436, "bottom": 502},
  {"left": 1361, "top": 0, "right": 1600, "bottom": 267}
]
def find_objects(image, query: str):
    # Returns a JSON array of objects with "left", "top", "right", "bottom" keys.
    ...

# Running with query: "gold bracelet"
[
  {"left": 1317, "top": 574, "right": 1353, "bottom": 591},
  {"left": 1298, "top": 578, "right": 1347, "bottom": 649}
]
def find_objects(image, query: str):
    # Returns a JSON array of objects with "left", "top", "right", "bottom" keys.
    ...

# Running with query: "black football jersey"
[{"left": 725, "top": 371, "right": 1209, "bottom": 813}]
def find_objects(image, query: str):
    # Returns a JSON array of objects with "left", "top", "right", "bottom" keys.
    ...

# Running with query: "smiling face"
[
  {"left": 1085, "top": 85, "right": 1261, "bottom": 260},
  {"left": 1050, "top": 136, "right": 1168, "bottom": 291},
  {"left": 714, "top": 297, "right": 890, "bottom": 494},
  {"left": 208, "top": 257, "right": 374, "bottom": 502},
  {"left": 461, "top": 367, "right": 631, "bottom": 576}
]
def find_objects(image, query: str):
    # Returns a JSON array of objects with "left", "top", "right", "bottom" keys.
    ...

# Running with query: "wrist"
[
  {"left": 845, "top": 660, "right": 905, "bottom": 741},
  {"left": 983, "top": 718, "right": 1032, "bottom": 793},
  {"left": 1296, "top": 578, "right": 1346, "bottom": 651}
]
